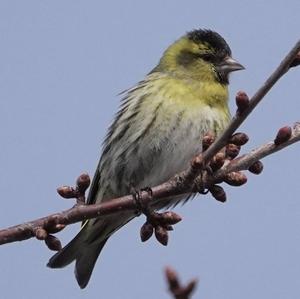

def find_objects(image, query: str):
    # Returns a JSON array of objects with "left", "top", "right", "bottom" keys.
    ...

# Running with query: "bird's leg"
[
  {"left": 136, "top": 186, "right": 167, "bottom": 224},
  {"left": 130, "top": 186, "right": 155, "bottom": 217},
  {"left": 130, "top": 187, "right": 142, "bottom": 216},
  {"left": 139, "top": 187, "right": 171, "bottom": 230},
  {"left": 131, "top": 185, "right": 158, "bottom": 214},
  {"left": 139, "top": 186, "right": 154, "bottom": 215}
]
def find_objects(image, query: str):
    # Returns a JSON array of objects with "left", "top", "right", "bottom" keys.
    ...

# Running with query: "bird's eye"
[{"left": 200, "top": 53, "right": 216, "bottom": 63}]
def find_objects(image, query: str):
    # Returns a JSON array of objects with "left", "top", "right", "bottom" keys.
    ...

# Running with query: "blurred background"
[{"left": 0, "top": 1, "right": 300, "bottom": 298}]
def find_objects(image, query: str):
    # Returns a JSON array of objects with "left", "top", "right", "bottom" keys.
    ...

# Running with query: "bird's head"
[{"left": 153, "top": 29, "right": 244, "bottom": 84}]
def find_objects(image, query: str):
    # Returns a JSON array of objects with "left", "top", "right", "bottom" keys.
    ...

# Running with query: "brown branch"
[
  {"left": 0, "top": 42, "right": 299, "bottom": 248},
  {"left": 220, "top": 124, "right": 300, "bottom": 175},
  {"left": 0, "top": 123, "right": 299, "bottom": 246},
  {"left": 165, "top": 267, "right": 197, "bottom": 299},
  {"left": 184, "top": 42, "right": 300, "bottom": 181}
]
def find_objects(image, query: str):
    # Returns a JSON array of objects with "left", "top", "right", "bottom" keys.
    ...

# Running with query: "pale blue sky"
[{"left": 0, "top": 1, "right": 300, "bottom": 298}]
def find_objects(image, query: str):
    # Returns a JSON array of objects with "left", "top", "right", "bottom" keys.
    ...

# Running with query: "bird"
[{"left": 47, "top": 29, "right": 244, "bottom": 288}]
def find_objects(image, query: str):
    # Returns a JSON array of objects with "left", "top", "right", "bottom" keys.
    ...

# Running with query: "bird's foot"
[{"left": 131, "top": 186, "right": 153, "bottom": 216}]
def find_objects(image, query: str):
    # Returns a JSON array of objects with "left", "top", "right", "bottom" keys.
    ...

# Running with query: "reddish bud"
[
  {"left": 35, "top": 228, "right": 48, "bottom": 240},
  {"left": 76, "top": 173, "right": 91, "bottom": 193},
  {"left": 182, "top": 280, "right": 198, "bottom": 297},
  {"left": 191, "top": 156, "right": 203, "bottom": 170},
  {"left": 140, "top": 222, "right": 154, "bottom": 242},
  {"left": 236, "top": 91, "right": 249, "bottom": 113},
  {"left": 210, "top": 152, "right": 225, "bottom": 171},
  {"left": 229, "top": 132, "right": 249, "bottom": 146},
  {"left": 160, "top": 211, "right": 182, "bottom": 225},
  {"left": 209, "top": 185, "right": 226, "bottom": 202},
  {"left": 45, "top": 235, "right": 62, "bottom": 251},
  {"left": 224, "top": 172, "right": 247, "bottom": 186},
  {"left": 290, "top": 52, "right": 300, "bottom": 68},
  {"left": 46, "top": 224, "right": 66, "bottom": 234},
  {"left": 57, "top": 186, "right": 76, "bottom": 199},
  {"left": 274, "top": 126, "right": 292, "bottom": 145},
  {"left": 164, "top": 225, "right": 174, "bottom": 231},
  {"left": 248, "top": 161, "right": 264, "bottom": 175},
  {"left": 202, "top": 133, "right": 215, "bottom": 151},
  {"left": 155, "top": 226, "right": 168, "bottom": 246},
  {"left": 225, "top": 144, "right": 241, "bottom": 159},
  {"left": 165, "top": 267, "right": 180, "bottom": 289}
]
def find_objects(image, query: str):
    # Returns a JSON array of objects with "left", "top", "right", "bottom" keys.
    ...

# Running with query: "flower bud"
[
  {"left": 274, "top": 126, "right": 292, "bottom": 145},
  {"left": 164, "top": 225, "right": 174, "bottom": 231},
  {"left": 35, "top": 228, "right": 48, "bottom": 240},
  {"left": 76, "top": 173, "right": 91, "bottom": 193},
  {"left": 224, "top": 172, "right": 247, "bottom": 186},
  {"left": 225, "top": 144, "right": 241, "bottom": 159},
  {"left": 210, "top": 152, "right": 225, "bottom": 171},
  {"left": 209, "top": 185, "right": 226, "bottom": 202},
  {"left": 191, "top": 156, "right": 203, "bottom": 170},
  {"left": 248, "top": 161, "right": 264, "bottom": 175},
  {"left": 290, "top": 52, "right": 300, "bottom": 68},
  {"left": 155, "top": 226, "right": 168, "bottom": 246},
  {"left": 140, "top": 222, "right": 154, "bottom": 242},
  {"left": 45, "top": 235, "right": 62, "bottom": 251},
  {"left": 202, "top": 132, "right": 215, "bottom": 151},
  {"left": 160, "top": 211, "right": 182, "bottom": 225},
  {"left": 229, "top": 132, "right": 249, "bottom": 146},
  {"left": 165, "top": 267, "right": 180, "bottom": 289},
  {"left": 183, "top": 280, "right": 198, "bottom": 297},
  {"left": 46, "top": 224, "right": 66, "bottom": 234},
  {"left": 57, "top": 186, "right": 76, "bottom": 199},
  {"left": 236, "top": 91, "right": 249, "bottom": 113}
]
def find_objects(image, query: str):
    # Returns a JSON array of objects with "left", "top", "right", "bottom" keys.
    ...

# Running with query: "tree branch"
[
  {"left": 165, "top": 267, "right": 197, "bottom": 299},
  {"left": 220, "top": 124, "right": 300, "bottom": 175},
  {"left": 0, "top": 42, "right": 299, "bottom": 249},
  {"left": 0, "top": 122, "right": 299, "bottom": 247},
  {"left": 185, "top": 41, "right": 300, "bottom": 179}
]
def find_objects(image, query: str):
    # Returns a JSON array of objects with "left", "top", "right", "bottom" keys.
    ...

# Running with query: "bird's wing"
[
  {"left": 80, "top": 160, "right": 102, "bottom": 227},
  {"left": 85, "top": 75, "right": 162, "bottom": 207},
  {"left": 86, "top": 160, "right": 101, "bottom": 206}
]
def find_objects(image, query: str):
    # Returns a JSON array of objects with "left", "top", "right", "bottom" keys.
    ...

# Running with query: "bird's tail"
[
  {"left": 75, "top": 237, "right": 108, "bottom": 289},
  {"left": 47, "top": 215, "right": 133, "bottom": 288}
]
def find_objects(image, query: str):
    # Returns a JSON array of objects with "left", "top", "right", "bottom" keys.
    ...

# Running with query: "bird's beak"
[{"left": 217, "top": 56, "right": 245, "bottom": 74}]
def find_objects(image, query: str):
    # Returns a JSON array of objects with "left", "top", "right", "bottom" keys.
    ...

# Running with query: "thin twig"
[
  {"left": 165, "top": 267, "right": 197, "bottom": 299},
  {"left": 0, "top": 42, "right": 299, "bottom": 247},
  {"left": 214, "top": 123, "right": 300, "bottom": 179},
  {"left": 186, "top": 40, "right": 300, "bottom": 176},
  {"left": 0, "top": 123, "right": 299, "bottom": 246}
]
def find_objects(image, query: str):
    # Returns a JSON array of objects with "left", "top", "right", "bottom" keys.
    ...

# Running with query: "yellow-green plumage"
[{"left": 47, "top": 29, "right": 244, "bottom": 288}]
